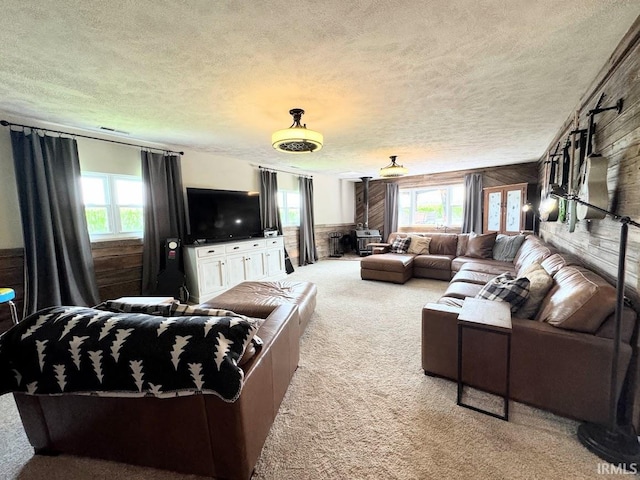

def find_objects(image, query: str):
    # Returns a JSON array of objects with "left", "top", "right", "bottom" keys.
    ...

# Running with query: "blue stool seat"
[
  {"left": 0, "top": 288, "right": 16, "bottom": 303},
  {"left": 0, "top": 288, "right": 19, "bottom": 325}
]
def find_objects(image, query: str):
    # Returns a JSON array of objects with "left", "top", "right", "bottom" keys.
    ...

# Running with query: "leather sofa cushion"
[
  {"left": 456, "top": 234, "right": 470, "bottom": 257},
  {"left": 437, "top": 297, "right": 464, "bottom": 308},
  {"left": 514, "top": 237, "right": 554, "bottom": 274},
  {"left": 466, "top": 232, "right": 497, "bottom": 259},
  {"left": 453, "top": 258, "right": 514, "bottom": 275},
  {"left": 451, "top": 270, "right": 497, "bottom": 285},
  {"left": 413, "top": 254, "right": 453, "bottom": 271},
  {"left": 428, "top": 234, "right": 458, "bottom": 255},
  {"left": 360, "top": 253, "right": 414, "bottom": 272},
  {"left": 535, "top": 266, "right": 617, "bottom": 333},
  {"left": 540, "top": 252, "right": 583, "bottom": 277},
  {"left": 443, "top": 281, "right": 483, "bottom": 299},
  {"left": 202, "top": 281, "right": 317, "bottom": 332}
]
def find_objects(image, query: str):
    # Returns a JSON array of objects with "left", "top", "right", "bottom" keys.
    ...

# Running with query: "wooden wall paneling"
[
  {"left": 535, "top": 19, "right": 640, "bottom": 428},
  {"left": 355, "top": 162, "right": 538, "bottom": 241},
  {"left": 0, "top": 248, "right": 24, "bottom": 334},
  {"left": 91, "top": 239, "right": 143, "bottom": 302}
]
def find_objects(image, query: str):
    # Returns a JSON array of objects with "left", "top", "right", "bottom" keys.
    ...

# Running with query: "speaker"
[{"left": 156, "top": 238, "right": 189, "bottom": 302}]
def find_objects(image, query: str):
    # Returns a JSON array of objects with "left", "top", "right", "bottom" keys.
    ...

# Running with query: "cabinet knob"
[{"left": 253, "top": 243, "right": 259, "bottom": 247}]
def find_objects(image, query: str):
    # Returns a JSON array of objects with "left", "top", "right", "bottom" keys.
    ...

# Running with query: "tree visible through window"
[
  {"left": 277, "top": 190, "right": 300, "bottom": 227},
  {"left": 398, "top": 185, "right": 464, "bottom": 227},
  {"left": 81, "top": 173, "right": 143, "bottom": 239}
]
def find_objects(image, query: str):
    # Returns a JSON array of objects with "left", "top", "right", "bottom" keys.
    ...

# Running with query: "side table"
[{"left": 457, "top": 297, "right": 512, "bottom": 421}]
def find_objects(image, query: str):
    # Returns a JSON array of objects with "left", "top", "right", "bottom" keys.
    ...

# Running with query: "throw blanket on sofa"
[{"left": 0, "top": 305, "right": 259, "bottom": 402}]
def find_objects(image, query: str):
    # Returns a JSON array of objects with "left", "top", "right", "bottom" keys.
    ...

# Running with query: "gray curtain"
[
  {"left": 141, "top": 151, "right": 186, "bottom": 295},
  {"left": 10, "top": 130, "right": 100, "bottom": 315},
  {"left": 383, "top": 182, "right": 399, "bottom": 240},
  {"left": 461, "top": 173, "right": 483, "bottom": 233},
  {"left": 259, "top": 169, "right": 283, "bottom": 234},
  {"left": 298, "top": 176, "right": 318, "bottom": 266}
]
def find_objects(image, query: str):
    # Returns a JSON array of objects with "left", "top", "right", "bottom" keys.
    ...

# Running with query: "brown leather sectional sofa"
[
  {"left": 13, "top": 281, "right": 317, "bottom": 480},
  {"left": 361, "top": 231, "right": 637, "bottom": 422},
  {"left": 418, "top": 234, "right": 637, "bottom": 424}
]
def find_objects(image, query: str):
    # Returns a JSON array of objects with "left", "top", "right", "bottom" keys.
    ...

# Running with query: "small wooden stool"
[{"left": 0, "top": 288, "right": 19, "bottom": 325}]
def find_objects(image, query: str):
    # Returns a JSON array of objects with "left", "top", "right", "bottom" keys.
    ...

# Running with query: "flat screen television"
[{"left": 186, "top": 188, "right": 262, "bottom": 243}]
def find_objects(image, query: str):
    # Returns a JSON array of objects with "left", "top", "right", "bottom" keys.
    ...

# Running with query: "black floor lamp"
[{"left": 550, "top": 184, "right": 640, "bottom": 465}]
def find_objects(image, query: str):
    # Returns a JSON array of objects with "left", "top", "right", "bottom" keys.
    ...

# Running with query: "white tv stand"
[{"left": 184, "top": 236, "right": 287, "bottom": 304}]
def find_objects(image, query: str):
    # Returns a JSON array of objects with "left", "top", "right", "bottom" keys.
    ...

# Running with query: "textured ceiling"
[{"left": 0, "top": 1, "right": 638, "bottom": 179}]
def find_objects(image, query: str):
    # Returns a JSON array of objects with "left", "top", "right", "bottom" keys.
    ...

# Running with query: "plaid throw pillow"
[
  {"left": 476, "top": 273, "right": 530, "bottom": 313},
  {"left": 390, "top": 236, "right": 411, "bottom": 254}
]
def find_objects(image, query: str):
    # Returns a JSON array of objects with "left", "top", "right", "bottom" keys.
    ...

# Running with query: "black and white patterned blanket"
[{"left": 0, "top": 304, "right": 260, "bottom": 402}]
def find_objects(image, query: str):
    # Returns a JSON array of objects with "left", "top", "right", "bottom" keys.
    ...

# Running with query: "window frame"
[
  {"left": 81, "top": 172, "right": 144, "bottom": 241},
  {"left": 398, "top": 184, "right": 465, "bottom": 229},
  {"left": 277, "top": 190, "right": 301, "bottom": 227}
]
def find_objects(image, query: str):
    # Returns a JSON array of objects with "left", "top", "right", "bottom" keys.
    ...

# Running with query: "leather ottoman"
[
  {"left": 200, "top": 281, "right": 318, "bottom": 333},
  {"left": 360, "top": 253, "right": 414, "bottom": 284}
]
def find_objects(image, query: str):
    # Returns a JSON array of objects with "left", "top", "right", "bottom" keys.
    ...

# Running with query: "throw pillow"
[
  {"left": 407, "top": 236, "right": 431, "bottom": 255},
  {"left": 515, "top": 262, "right": 554, "bottom": 319},
  {"left": 466, "top": 232, "right": 498, "bottom": 259},
  {"left": 492, "top": 234, "right": 526, "bottom": 262},
  {"left": 390, "top": 236, "right": 411, "bottom": 254},
  {"left": 476, "top": 272, "right": 530, "bottom": 313}
]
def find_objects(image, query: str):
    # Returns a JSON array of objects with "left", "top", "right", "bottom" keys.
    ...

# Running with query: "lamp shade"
[
  {"left": 379, "top": 155, "right": 408, "bottom": 178},
  {"left": 272, "top": 108, "right": 323, "bottom": 153}
]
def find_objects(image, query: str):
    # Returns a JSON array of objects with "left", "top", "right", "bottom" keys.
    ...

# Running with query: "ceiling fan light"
[
  {"left": 379, "top": 155, "right": 408, "bottom": 178},
  {"left": 272, "top": 108, "right": 323, "bottom": 153}
]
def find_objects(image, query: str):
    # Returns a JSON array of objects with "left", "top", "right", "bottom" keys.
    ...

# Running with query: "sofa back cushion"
[
  {"left": 535, "top": 266, "right": 616, "bottom": 333},
  {"left": 514, "top": 236, "right": 554, "bottom": 273},
  {"left": 429, "top": 234, "right": 458, "bottom": 255},
  {"left": 466, "top": 232, "right": 497, "bottom": 259},
  {"left": 540, "top": 252, "right": 583, "bottom": 276},
  {"left": 456, "top": 234, "right": 470, "bottom": 257}
]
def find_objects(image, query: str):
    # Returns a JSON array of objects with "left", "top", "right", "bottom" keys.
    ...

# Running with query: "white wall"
[{"left": 0, "top": 115, "right": 355, "bottom": 248}]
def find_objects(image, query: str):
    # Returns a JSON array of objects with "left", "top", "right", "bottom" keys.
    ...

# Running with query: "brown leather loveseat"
[{"left": 12, "top": 302, "right": 301, "bottom": 480}]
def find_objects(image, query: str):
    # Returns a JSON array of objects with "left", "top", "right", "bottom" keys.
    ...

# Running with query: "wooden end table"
[{"left": 457, "top": 297, "right": 512, "bottom": 421}]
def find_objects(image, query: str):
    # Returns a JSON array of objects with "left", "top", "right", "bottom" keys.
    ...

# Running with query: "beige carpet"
[{"left": 0, "top": 260, "right": 613, "bottom": 479}]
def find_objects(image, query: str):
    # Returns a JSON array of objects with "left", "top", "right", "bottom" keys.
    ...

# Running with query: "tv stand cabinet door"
[{"left": 198, "top": 257, "right": 227, "bottom": 299}]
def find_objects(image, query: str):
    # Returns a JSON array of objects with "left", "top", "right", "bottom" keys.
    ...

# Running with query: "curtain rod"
[
  {"left": 0, "top": 120, "right": 184, "bottom": 156},
  {"left": 258, "top": 165, "right": 312, "bottom": 178}
]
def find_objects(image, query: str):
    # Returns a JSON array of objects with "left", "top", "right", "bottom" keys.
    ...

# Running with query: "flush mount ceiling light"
[
  {"left": 379, "top": 155, "right": 408, "bottom": 178},
  {"left": 272, "top": 108, "right": 323, "bottom": 154}
]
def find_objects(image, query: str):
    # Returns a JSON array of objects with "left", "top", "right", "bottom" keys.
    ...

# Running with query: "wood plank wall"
[
  {"left": 536, "top": 18, "right": 640, "bottom": 428},
  {"left": 538, "top": 19, "right": 640, "bottom": 303},
  {"left": 283, "top": 223, "right": 357, "bottom": 265},
  {"left": 355, "top": 162, "right": 539, "bottom": 240},
  {"left": 0, "top": 240, "right": 144, "bottom": 335}
]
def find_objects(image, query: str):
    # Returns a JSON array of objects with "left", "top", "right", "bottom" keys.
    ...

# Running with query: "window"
[
  {"left": 398, "top": 184, "right": 464, "bottom": 228},
  {"left": 81, "top": 173, "right": 144, "bottom": 239},
  {"left": 277, "top": 190, "right": 300, "bottom": 227}
]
